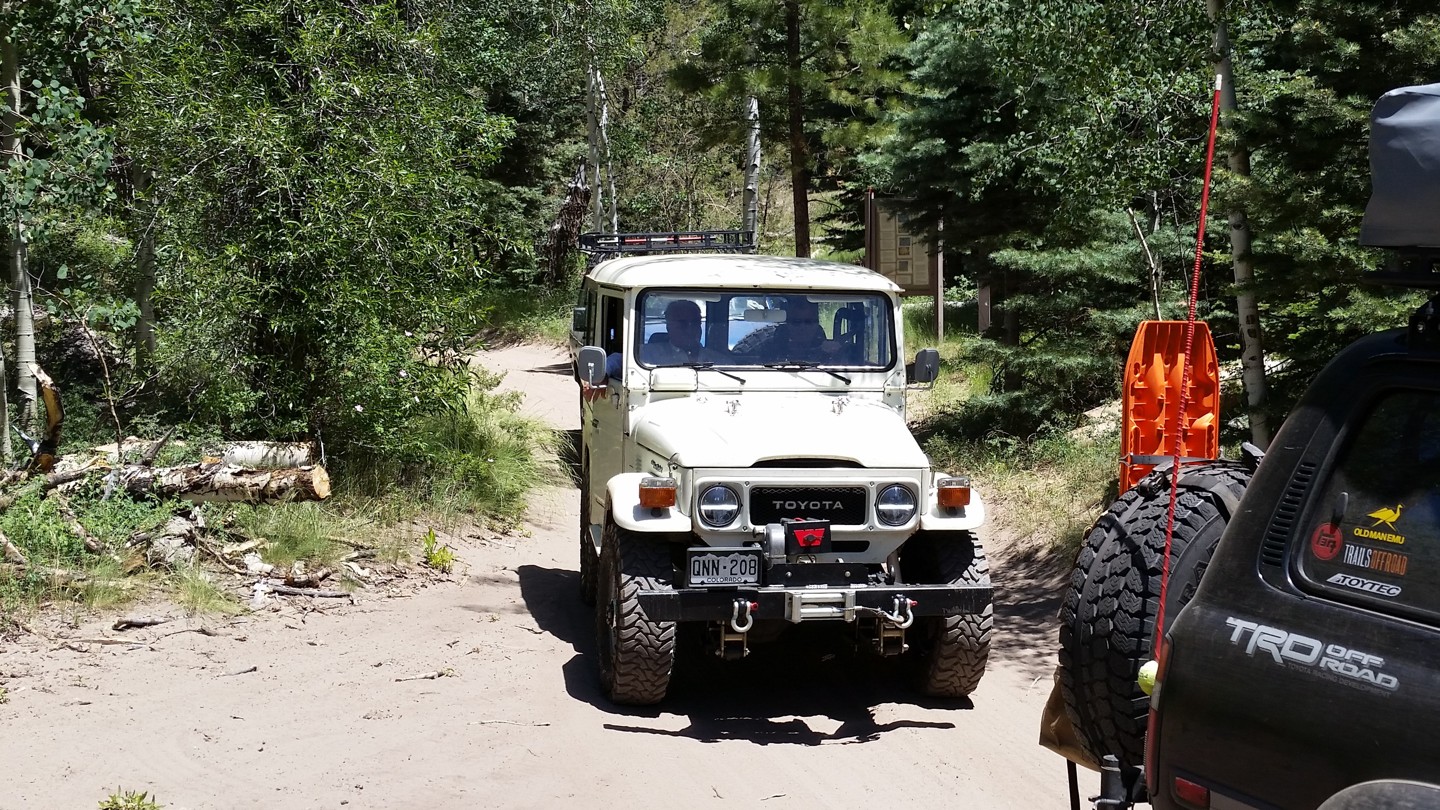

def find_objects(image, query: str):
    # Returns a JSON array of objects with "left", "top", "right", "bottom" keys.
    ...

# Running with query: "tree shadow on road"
[
  {"left": 529, "top": 361, "right": 574, "bottom": 376},
  {"left": 518, "top": 563, "right": 969, "bottom": 746},
  {"left": 989, "top": 540, "right": 1069, "bottom": 683}
]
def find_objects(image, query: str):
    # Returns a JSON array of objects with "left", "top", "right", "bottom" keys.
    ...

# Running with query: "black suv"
[{"left": 1058, "top": 83, "right": 1440, "bottom": 810}]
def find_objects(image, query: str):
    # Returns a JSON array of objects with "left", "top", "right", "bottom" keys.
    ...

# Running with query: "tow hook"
[
  {"left": 714, "top": 599, "right": 758, "bottom": 661},
  {"left": 879, "top": 595, "right": 916, "bottom": 629},
  {"left": 730, "top": 599, "right": 757, "bottom": 633}
]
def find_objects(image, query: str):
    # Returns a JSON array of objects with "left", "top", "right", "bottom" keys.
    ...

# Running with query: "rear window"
[{"left": 1297, "top": 389, "right": 1440, "bottom": 621}]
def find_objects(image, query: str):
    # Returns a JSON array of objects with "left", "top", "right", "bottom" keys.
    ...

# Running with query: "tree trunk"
[
  {"left": 785, "top": 0, "right": 811, "bottom": 258},
  {"left": 587, "top": 64, "right": 603, "bottom": 232},
  {"left": 593, "top": 67, "right": 618, "bottom": 234},
  {"left": 0, "top": 17, "right": 17, "bottom": 460},
  {"left": 543, "top": 161, "right": 591, "bottom": 286},
  {"left": 130, "top": 163, "right": 158, "bottom": 370},
  {"left": 117, "top": 462, "right": 332, "bottom": 503},
  {"left": 1208, "top": 0, "right": 1271, "bottom": 448},
  {"left": 742, "top": 96, "right": 761, "bottom": 246}
]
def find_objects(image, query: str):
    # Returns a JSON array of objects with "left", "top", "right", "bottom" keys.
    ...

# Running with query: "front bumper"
[{"left": 636, "top": 582, "right": 992, "bottom": 623}]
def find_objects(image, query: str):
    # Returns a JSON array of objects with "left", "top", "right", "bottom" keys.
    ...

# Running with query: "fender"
[
  {"left": 920, "top": 487, "right": 986, "bottom": 531},
  {"left": 605, "top": 472, "right": 693, "bottom": 533}
]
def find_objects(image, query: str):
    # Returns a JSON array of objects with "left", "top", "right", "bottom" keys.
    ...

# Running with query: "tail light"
[
  {"left": 1145, "top": 635, "right": 1173, "bottom": 798},
  {"left": 1173, "top": 776, "right": 1211, "bottom": 808},
  {"left": 639, "top": 477, "right": 677, "bottom": 509}
]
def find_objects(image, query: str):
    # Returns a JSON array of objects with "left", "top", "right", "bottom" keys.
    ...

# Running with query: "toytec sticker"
[
  {"left": 1327, "top": 572, "right": 1402, "bottom": 598},
  {"left": 1342, "top": 544, "right": 1409, "bottom": 576},
  {"left": 1225, "top": 617, "right": 1399, "bottom": 692},
  {"left": 1311, "top": 523, "right": 1343, "bottom": 561}
]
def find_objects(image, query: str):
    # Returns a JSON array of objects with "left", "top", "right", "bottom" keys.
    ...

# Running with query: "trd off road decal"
[{"left": 1225, "top": 617, "right": 1400, "bottom": 692}]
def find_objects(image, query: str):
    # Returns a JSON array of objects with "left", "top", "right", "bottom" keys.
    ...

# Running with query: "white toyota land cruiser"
[{"left": 570, "top": 246, "right": 993, "bottom": 705}]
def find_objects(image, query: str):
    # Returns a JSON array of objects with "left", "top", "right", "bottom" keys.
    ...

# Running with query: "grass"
[
  {"left": 927, "top": 428, "right": 1119, "bottom": 557},
  {"left": 98, "top": 789, "right": 164, "bottom": 810},
  {"left": 901, "top": 298, "right": 1120, "bottom": 558},
  {"left": 230, "top": 502, "right": 374, "bottom": 569},
  {"left": 482, "top": 282, "right": 577, "bottom": 346},
  {"left": 171, "top": 566, "right": 242, "bottom": 615}
]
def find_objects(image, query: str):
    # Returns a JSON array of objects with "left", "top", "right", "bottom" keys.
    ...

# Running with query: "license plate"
[{"left": 687, "top": 548, "right": 763, "bottom": 587}]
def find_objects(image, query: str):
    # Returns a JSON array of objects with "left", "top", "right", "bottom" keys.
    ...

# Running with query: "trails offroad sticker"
[
  {"left": 1311, "top": 523, "right": 1343, "bottom": 561},
  {"left": 1225, "top": 617, "right": 1399, "bottom": 693},
  {"left": 1342, "top": 544, "right": 1408, "bottom": 576}
]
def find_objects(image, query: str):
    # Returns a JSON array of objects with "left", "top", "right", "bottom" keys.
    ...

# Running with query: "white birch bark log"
[
  {"left": 220, "top": 441, "right": 317, "bottom": 469},
  {"left": 117, "top": 463, "right": 331, "bottom": 503}
]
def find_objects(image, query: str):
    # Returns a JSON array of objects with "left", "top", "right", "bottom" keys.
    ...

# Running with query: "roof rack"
[
  {"left": 578, "top": 229, "right": 756, "bottom": 257},
  {"left": 1361, "top": 251, "right": 1440, "bottom": 290}
]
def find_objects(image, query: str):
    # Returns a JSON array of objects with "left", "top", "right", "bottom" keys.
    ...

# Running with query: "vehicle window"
[
  {"left": 635, "top": 289, "right": 895, "bottom": 369},
  {"left": 601, "top": 294, "right": 624, "bottom": 377},
  {"left": 1297, "top": 389, "right": 1440, "bottom": 622},
  {"left": 575, "top": 287, "right": 596, "bottom": 343}
]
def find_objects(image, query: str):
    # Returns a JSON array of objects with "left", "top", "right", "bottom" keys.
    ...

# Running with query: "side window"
[
  {"left": 576, "top": 287, "right": 597, "bottom": 343},
  {"left": 601, "top": 295, "right": 624, "bottom": 377},
  {"left": 1297, "top": 389, "right": 1440, "bottom": 622}
]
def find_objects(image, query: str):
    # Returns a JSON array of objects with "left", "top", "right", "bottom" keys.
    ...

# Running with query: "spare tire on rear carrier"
[{"left": 1056, "top": 460, "right": 1252, "bottom": 776}]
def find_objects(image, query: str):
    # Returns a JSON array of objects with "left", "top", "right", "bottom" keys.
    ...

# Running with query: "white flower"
[{"left": 354, "top": 404, "right": 364, "bottom": 413}]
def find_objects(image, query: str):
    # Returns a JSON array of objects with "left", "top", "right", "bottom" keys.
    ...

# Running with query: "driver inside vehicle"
[
  {"left": 643, "top": 299, "right": 723, "bottom": 365},
  {"left": 766, "top": 297, "right": 849, "bottom": 363}
]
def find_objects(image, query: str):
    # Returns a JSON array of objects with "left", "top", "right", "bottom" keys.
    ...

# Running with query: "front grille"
[{"left": 749, "top": 486, "right": 868, "bottom": 525}]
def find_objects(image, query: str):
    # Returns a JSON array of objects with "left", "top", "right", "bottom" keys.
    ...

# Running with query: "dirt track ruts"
[{"left": 0, "top": 343, "right": 1075, "bottom": 809}]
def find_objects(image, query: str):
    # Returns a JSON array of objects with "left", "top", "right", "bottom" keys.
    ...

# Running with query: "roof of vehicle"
[{"left": 586, "top": 253, "right": 903, "bottom": 293}]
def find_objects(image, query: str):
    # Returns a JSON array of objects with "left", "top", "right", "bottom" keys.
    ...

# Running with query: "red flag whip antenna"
[{"left": 1154, "top": 74, "right": 1224, "bottom": 658}]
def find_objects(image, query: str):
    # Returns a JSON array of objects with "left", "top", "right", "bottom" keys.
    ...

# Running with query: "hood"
[{"left": 633, "top": 394, "right": 927, "bottom": 468}]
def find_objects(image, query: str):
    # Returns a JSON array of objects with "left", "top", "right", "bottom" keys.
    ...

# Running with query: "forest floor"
[{"left": 0, "top": 343, "right": 1078, "bottom": 809}]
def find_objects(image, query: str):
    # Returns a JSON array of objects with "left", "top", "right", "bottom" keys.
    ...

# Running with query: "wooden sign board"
[{"left": 863, "top": 193, "right": 940, "bottom": 296}]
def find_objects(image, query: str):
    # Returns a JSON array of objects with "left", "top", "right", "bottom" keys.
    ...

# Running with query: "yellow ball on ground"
[{"left": 1138, "top": 659, "right": 1159, "bottom": 696}]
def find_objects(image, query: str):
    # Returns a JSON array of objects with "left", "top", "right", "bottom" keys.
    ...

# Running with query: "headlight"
[
  {"left": 876, "top": 484, "right": 917, "bottom": 526},
  {"left": 698, "top": 485, "right": 740, "bottom": 527}
]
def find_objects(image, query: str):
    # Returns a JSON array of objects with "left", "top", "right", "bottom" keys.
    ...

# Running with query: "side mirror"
[
  {"left": 571, "top": 307, "right": 588, "bottom": 333},
  {"left": 577, "top": 346, "right": 609, "bottom": 386},
  {"left": 912, "top": 348, "right": 940, "bottom": 384}
]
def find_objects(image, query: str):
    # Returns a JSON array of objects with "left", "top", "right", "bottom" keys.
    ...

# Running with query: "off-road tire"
[
  {"left": 595, "top": 521, "right": 676, "bottom": 705},
  {"left": 903, "top": 532, "right": 993, "bottom": 697},
  {"left": 577, "top": 463, "right": 597, "bottom": 606},
  {"left": 1058, "top": 462, "right": 1251, "bottom": 771}
]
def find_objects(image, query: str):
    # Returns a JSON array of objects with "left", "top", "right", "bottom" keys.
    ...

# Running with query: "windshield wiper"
[
  {"left": 762, "top": 361, "right": 851, "bottom": 385},
  {"left": 682, "top": 362, "right": 746, "bottom": 385}
]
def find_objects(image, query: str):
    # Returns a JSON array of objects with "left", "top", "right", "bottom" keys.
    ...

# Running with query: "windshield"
[{"left": 635, "top": 289, "right": 895, "bottom": 369}]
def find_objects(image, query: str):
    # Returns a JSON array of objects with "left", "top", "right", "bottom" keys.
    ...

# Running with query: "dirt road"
[{"left": 0, "top": 344, "right": 1075, "bottom": 809}]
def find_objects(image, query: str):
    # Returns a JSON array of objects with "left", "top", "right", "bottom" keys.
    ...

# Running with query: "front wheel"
[
  {"left": 903, "top": 532, "right": 993, "bottom": 697},
  {"left": 595, "top": 521, "right": 676, "bottom": 705}
]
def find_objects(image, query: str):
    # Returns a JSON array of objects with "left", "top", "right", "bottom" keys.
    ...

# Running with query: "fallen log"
[
  {"left": 221, "top": 441, "right": 317, "bottom": 469},
  {"left": 113, "top": 616, "right": 172, "bottom": 631},
  {"left": 117, "top": 463, "right": 331, "bottom": 503},
  {"left": 266, "top": 584, "right": 349, "bottom": 598},
  {"left": 26, "top": 364, "right": 63, "bottom": 474}
]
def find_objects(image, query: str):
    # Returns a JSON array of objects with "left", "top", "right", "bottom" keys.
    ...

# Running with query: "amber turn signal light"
[
  {"left": 639, "top": 477, "right": 677, "bottom": 509},
  {"left": 936, "top": 477, "right": 971, "bottom": 508}
]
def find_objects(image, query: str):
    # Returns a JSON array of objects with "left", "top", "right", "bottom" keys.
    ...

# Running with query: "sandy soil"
[{"left": 0, "top": 343, "right": 1077, "bottom": 810}]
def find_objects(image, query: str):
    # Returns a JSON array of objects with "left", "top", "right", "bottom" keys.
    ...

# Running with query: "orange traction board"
[{"left": 1119, "top": 320, "right": 1220, "bottom": 492}]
